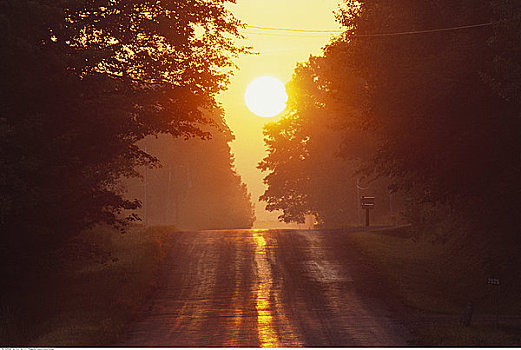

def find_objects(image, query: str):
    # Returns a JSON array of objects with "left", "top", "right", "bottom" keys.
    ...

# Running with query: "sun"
[{"left": 245, "top": 76, "right": 288, "bottom": 118}]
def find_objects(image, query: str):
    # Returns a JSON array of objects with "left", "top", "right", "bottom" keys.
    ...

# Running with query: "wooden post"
[
  {"left": 462, "top": 301, "right": 474, "bottom": 326},
  {"left": 487, "top": 277, "right": 501, "bottom": 328},
  {"left": 495, "top": 284, "right": 500, "bottom": 328},
  {"left": 144, "top": 143, "right": 148, "bottom": 226},
  {"left": 365, "top": 207, "right": 370, "bottom": 227}
]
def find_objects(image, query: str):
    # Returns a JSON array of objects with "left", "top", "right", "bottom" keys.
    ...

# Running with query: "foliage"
[
  {"left": 487, "top": 0, "right": 521, "bottom": 105},
  {"left": 123, "top": 108, "right": 255, "bottom": 230},
  {"left": 334, "top": 0, "right": 521, "bottom": 242},
  {"left": 259, "top": 55, "right": 396, "bottom": 226},
  {"left": 260, "top": 0, "right": 521, "bottom": 241},
  {"left": 0, "top": 0, "right": 246, "bottom": 260}
]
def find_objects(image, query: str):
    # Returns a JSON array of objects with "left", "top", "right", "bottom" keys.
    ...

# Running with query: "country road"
[{"left": 117, "top": 228, "right": 412, "bottom": 347}]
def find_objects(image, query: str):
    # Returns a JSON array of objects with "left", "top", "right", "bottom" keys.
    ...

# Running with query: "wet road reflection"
[
  {"left": 252, "top": 231, "right": 278, "bottom": 347},
  {"left": 118, "top": 229, "right": 408, "bottom": 347}
]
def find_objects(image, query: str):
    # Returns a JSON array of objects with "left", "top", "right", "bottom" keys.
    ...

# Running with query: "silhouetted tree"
[
  {"left": 335, "top": 0, "right": 521, "bottom": 243},
  {"left": 261, "top": 0, "right": 521, "bottom": 239},
  {"left": 0, "top": 0, "right": 246, "bottom": 265},
  {"left": 259, "top": 55, "right": 397, "bottom": 227},
  {"left": 488, "top": 0, "right": 521, "bottom": 105}
]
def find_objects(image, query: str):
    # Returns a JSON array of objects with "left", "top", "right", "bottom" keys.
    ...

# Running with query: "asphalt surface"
[{"left": 117, "top": 228, "right": 411, "bottom": 347}]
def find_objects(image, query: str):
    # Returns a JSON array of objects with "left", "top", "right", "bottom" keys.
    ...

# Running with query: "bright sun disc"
[{"left": 245, "top": 76, "right": 288, "bottom": 117}]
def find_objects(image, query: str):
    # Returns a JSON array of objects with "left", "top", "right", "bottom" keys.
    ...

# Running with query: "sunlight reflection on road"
[{"left": 252, "top": 231, "right": 279, "bottom": 348}]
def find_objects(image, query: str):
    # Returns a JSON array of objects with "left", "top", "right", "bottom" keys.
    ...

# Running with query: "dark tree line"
[
  {"left": 1, "top": 0, "right": 248, "bottom": 268},
  {"left": 260, "top": 0, "right": 521, "bottom": 244}
]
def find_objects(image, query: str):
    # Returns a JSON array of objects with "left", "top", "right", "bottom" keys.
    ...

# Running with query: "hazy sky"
[{"left": 218, "top": 0, "right": 343, "bottom": 226}]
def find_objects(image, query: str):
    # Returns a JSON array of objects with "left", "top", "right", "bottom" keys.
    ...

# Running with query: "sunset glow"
[{"left": 219, "top": 0, "right": 342, "bottom": 226}]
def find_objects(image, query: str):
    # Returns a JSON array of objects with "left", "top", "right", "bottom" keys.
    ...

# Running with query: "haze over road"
[{"left": 118, "top": 229, "right": 410, "bottom": 347}]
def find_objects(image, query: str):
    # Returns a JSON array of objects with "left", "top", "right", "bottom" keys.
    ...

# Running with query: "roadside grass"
[
  {"left": 1, "top": 224, "right": 177, "bottom": 346},
  {"left": 347, "top": 226, "right": 521, "bottom": 346},
  {"left": 415, "top": 324, "right": 521, "bottom": 346}
]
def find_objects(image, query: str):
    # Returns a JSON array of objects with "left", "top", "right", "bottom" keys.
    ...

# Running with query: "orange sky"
[{"left": 218, "top": 0, "right": 343, "bottom": 227}]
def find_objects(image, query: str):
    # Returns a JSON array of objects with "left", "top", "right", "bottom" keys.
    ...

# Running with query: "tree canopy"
[
  {"left": 259, "top": 56, "right": 396, "bottom": 227},
  {"left": 1, "top": 0, "right": 247, "bottom": 259},
  {"left": 260, "top": 0, "right": 521, "bottom": 240}
]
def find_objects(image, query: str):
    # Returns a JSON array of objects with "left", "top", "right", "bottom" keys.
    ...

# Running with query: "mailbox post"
[
  {"left": 360, "top": 196, "right": 375, "bottom": 226},
  {"left": 488, "top": 277, "right": 501, "bottom": 328}
]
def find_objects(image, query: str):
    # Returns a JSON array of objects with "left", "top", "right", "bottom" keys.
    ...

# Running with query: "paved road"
[{"left": 118, "top": 229, "right": 411, "bottom": 347}]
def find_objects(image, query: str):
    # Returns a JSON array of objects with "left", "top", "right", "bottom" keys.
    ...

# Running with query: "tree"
[
  {"left": 326, "top": 0, "right": 521, "bottom": 243},
  {"left": 0, "top": 0, "right": 246, "bottom": 262},
  {"left": 123, "top": 108, "right": 255, "bottom": 230},
  {"left": 488, "top": 0, "right": 521, "bottom": 105},
  {"left": 259, "top": 54, "right": 397, "bottom": 227},
  {"left": 336, "top": 0, "right": 521, "bottom": 237},
  {"left": 261, "top": 0, "right": 521, "bottom": 238}
]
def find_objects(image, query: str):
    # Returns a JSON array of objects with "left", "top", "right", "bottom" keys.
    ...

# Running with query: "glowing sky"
[{"left": 218, "top": 0, "right": 343, "bottom": 227}]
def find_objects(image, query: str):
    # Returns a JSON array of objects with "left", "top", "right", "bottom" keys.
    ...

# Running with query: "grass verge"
[
  {"left": 415, "top": 324, "right": 521, "bottom": 346},
  {"left": 347, "top": 226, "right": 521, "bottom": 346},
  {"left": 1, "top": 224, "right": 177, "bottom": 346}
]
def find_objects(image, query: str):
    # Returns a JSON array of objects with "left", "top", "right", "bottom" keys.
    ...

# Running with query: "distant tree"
[
  {"left": 0, "top": 0, "right": 246, "bottom": 262},
  {"left": 124, "top": 107, "right": 255, "bottom": 230}
]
